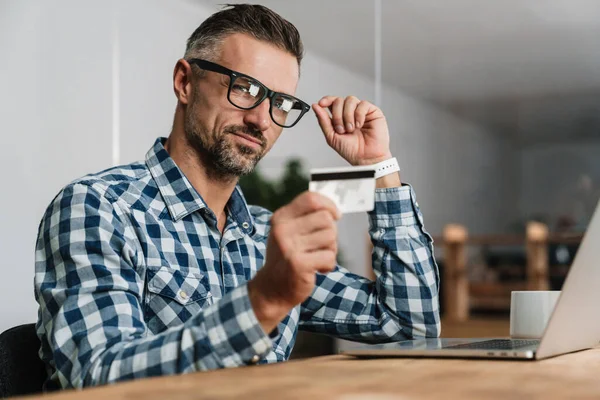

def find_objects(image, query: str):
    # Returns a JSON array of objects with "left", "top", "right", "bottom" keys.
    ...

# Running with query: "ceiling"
[{"left": 198, "top": 0, "right": 600, "bottom": 144}]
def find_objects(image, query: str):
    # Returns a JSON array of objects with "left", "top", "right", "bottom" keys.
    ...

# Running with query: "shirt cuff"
[
  {"left": 203, "top": 284, "right": 272, "bottom": 367},
  {"left": 368, "top": 184, "right": 423, "bottom": 229}
]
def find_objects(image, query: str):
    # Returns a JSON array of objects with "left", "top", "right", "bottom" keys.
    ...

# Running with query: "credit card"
[{"left": 309, "top": 165, "right": 376, "bottom": 214}]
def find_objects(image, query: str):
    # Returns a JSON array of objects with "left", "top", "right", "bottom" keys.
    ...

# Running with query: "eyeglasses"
[{"left": 187, "top": 59, "right": 310, "bottom": 128}]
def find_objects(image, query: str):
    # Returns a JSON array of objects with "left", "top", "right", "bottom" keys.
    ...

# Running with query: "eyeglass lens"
[{"left": 228, "top": 75, "right": 303, "bottom": 127}]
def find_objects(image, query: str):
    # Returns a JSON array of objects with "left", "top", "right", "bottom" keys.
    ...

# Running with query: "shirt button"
[
  {"left": 249, "top": 355, "right": 260, "bottom": 364},
  {"left": 242, "top": 222, "right": 250, "bottom": 229},
  {"left": 178, "top": 290, "right": 189, "bottom": 301}
]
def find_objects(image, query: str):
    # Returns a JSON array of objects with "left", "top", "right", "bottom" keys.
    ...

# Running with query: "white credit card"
[{"left": 309, "top": 165, "right": 376, "bottom": 214}]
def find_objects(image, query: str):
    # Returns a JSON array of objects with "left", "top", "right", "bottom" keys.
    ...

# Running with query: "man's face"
[{"left": 184, "top": 33, "right": 300, "bottom": 177}]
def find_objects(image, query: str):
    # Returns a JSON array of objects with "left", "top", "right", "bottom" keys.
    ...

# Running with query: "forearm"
[
  {"left": 299, "top": 267, "right": 413, "bottom": 343},
  {"left": 368, "top": 185, "right": 441, "bottom": 338},
  {"left": 376, "top": 171, "right": 401, "bottom": 189},
  {"left": 45, "top": 285, "right": 271, "bottom": 388},
  {"left": 299, "top": 185, "right": 440, "bottom": 341}
]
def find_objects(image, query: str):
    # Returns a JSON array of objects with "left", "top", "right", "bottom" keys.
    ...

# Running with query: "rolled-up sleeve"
[{"left": 299, "top": 184, "right": 440, "bottom": 341}]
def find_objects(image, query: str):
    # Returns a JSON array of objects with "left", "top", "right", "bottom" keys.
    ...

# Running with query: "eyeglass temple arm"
[
  {"left": 188, "top": 59, "right": 232, "bottom": 76},
  {"left": 292, "top": 102, "right": 309, "bottom": 110}
]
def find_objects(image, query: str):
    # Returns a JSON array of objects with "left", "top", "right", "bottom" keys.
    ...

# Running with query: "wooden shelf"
[{"left": 436, "top": 222, "right": 582, "bottom": 322}]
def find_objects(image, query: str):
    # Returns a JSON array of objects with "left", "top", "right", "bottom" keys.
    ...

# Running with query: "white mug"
[{"left": 510, "top": 291, "right": 561, "bottom": 339}]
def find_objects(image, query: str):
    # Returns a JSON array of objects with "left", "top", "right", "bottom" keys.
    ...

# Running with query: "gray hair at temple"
[{"left": 184, "top": 3, "right": 304, "bottom": 73}]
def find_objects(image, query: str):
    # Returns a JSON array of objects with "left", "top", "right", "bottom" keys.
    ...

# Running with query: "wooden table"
[{"left": 27, "top": 348, "right": 600, "bottom": 399}]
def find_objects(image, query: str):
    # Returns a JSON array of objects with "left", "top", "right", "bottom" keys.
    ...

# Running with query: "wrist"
[
  {"left": 356, "top": 152, "right": 393, "bottom": 166},
  {"left": 359, "top": 154, "right": 402, "bottom": 188},
  {"left": 376, "top": 172, "right": 401, "bottom": 188},
  {"left": 248, "top": 277, "right": 290, "bottom": 334}
]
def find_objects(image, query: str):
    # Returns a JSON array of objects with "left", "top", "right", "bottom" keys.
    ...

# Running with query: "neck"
[{"left": 165, "top": 108, "right": 238, "bottom": 228}]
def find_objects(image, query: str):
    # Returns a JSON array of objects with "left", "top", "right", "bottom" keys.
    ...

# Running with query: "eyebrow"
[{"left": 213, "top": 60, "right": 297, "bottom": 96}]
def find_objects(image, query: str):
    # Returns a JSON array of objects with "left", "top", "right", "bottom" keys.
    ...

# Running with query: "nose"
[{"left": 243, "top": 98, "right": 271, "bottom": 132}]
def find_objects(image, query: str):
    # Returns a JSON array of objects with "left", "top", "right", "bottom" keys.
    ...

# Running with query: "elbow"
[
  {"left": 428, "top": 302, "right": 442, "bottom": 338},
  {"left": 406, "top": 307, "right": 441, "bottom": 339},
  {"left": 429, "top": 318, "right": 442, "bottom": 339},
  {"left": 408, "top": 319, "right": 441, "bottom": 339},
  {"left": 74, "top": 346, "right": 119, "bottom": 389},
  {"left": 426, "top": 302, "right": 442, "bottom": 338}
]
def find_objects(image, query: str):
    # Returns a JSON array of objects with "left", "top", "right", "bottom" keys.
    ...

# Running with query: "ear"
[{"left": 173, "top": 59, "right": 193, "bottom": 105}]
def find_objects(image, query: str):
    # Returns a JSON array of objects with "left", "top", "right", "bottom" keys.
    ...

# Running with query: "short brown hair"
[{"left": 185, "top": 4, "right": 304, "bottom": 69}]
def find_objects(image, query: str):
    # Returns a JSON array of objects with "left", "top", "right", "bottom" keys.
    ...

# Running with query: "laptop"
[{"left": 343, "top": 200, "right": 600, "bottom": 360}]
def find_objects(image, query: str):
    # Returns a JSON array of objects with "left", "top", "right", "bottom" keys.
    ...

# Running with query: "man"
[{"left": 35, "top": 4, "right": 440, "bottom": 390}]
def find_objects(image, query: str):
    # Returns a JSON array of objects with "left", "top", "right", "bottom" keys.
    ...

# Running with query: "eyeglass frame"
[{"left": 187, "top": 58, "right": 310, "bottom": 128}]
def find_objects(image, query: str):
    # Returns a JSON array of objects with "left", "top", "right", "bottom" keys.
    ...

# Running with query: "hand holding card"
[{"left": 248, "top": 191, "right": 340, "bottom": 334}]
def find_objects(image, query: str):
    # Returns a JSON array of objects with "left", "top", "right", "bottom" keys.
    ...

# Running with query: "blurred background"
[{"left": 1, "top": 0, "right": 599, "bottom": 356}]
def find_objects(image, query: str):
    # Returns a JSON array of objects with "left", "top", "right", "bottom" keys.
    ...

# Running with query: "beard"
[{"left": 184, "top": 103, "right": 267, "bottom": 180}]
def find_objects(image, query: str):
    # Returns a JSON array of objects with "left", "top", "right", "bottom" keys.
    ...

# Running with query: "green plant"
[{"left": 239, "top": 158, "right": 309, "bottom": 212}]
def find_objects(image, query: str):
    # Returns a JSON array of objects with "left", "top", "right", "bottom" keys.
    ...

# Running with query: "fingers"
[
  {"left": 300, "top": 226, "right": 338, "bottom": 253},
  {"left": 277, "top": 191, "right": 341, "bottom": 221},
  {"left": 330, "top": 97, "right": 345, "bottom": 134},
  {"left": 316, "top": 95, "right": 337, "bottom": 108},
  {"left": 295, "top": 210, "right": 337, "bottom": 234},
  {"left": 315, "top": 96, "right": 344, "bottom": 134},
  {"left": 314, "top": 96, "right": 374, "bottom": 134},
  {"left": 312, "top": 103, "right": 335, "bottom": 143},
  {"left": 298, "top": 250, "right": 337, "bottom": 274},
  {"left": 343, "top": 96, "right": 360, "bottom": 132},
  {"left": 273, "top": 193, "right": 339, "bottom": 258},
  {"left": 354, "top": 100, "right": 372, "bottom": 130}
]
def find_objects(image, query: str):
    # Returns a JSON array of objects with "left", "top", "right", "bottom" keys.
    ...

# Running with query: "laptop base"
[{"left": 342, "top": 338, "right": 537, "bottom": 360}]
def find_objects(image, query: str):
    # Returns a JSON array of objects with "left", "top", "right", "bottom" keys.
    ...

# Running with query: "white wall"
[
  {"left": 519, "top": 141, "right": 600, "bottom": 230},
  {"left": 117, "top": 0, "right": 214, "bottom": 164},
  {"left": 381, "top": 91, "right": 517, "bottom": 236},
  {"left": 0, "top": 0, "right": 507, "bottom": 333},
  {"left": 0, "top": 0, "right": 214, "bottom": 333},
  {"left": 1, "top": 0, "right": 115, "bottom": 332},
  {"left": 260, "top": 52, "right": 516, "bottom": 277}
]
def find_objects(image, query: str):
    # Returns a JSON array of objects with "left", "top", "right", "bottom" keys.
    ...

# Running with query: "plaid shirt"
[{"left": 35, "top": 138, "right": 440, "bottom": 389}]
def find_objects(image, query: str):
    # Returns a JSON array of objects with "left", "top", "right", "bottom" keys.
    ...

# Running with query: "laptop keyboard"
[{"left": 443, "top": 339, "right": 540, "bottom": 350}]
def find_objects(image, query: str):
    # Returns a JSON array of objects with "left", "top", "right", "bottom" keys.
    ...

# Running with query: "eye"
[
  {"left": 232, "top": 83, "right": 249, "bottom": 93},
  {"left": 231, "top": 79, "right": 261, "bottom": 98}
]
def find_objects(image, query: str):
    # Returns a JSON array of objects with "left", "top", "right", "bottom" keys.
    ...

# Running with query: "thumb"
[{"left": 312, "top": 103, "right": 335, "bottom": 143}]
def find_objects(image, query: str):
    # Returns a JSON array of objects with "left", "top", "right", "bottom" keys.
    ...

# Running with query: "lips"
[{"left": 231, "top": 132, "right": 263, "bottom": 148}]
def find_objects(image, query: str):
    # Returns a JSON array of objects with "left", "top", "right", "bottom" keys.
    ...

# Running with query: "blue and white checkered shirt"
[{"left": 34, "top": 138, "right": 440, "bottom": 389}]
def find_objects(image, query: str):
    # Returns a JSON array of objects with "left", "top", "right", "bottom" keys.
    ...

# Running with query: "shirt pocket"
[{"left": 144, "top": 266, "right": 213, "bottom": 333}]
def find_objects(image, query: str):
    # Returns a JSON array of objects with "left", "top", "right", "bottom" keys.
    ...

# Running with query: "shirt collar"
[{"left": 145, "top": 138, "right": 255, "bottom": 234}]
